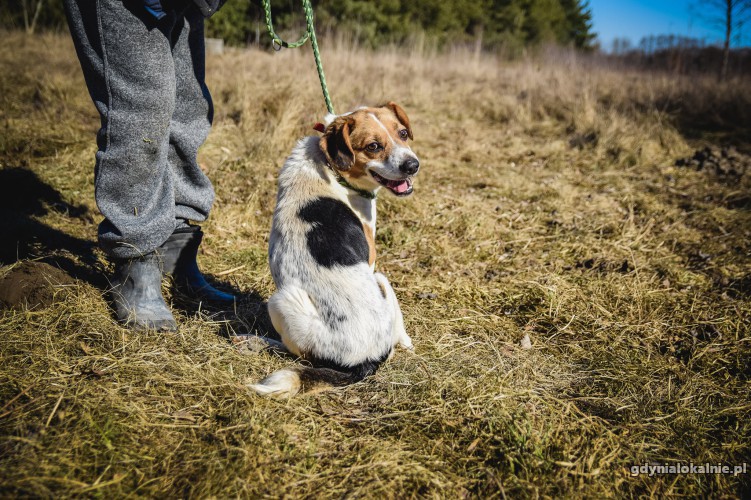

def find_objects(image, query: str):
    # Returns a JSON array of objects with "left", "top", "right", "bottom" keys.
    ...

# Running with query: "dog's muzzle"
[{"left": 399, "top": 158, "right": 420, "bottom": 176}]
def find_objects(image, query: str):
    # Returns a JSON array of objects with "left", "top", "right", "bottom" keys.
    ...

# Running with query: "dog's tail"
[{"left": 249, "top": 359, "right": 383, "bottom": 398}]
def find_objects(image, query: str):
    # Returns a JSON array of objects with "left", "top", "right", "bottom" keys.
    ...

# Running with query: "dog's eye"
[
  {"left": 366, "top": 142, "right": 382, "bottom": 152},
  {"left": 398, "top": 129, "right": 409, "bottom": 140}
]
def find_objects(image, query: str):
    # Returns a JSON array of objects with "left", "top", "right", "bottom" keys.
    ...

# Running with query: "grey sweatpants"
[{"left": 64, "top": 0, "right": 215, "bottom": 260}]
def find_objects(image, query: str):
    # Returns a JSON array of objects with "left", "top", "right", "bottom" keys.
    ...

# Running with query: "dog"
[{"left": 249, "top": 102, "right": 420, "bottom": 397}]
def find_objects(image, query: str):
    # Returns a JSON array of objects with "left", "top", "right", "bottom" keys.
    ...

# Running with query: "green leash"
[
  {"left": 262, "top": 0, "right": 335, "bottom": 115},
  {"left": 263, "top": 0, "right": 378, "bottom": 199}
]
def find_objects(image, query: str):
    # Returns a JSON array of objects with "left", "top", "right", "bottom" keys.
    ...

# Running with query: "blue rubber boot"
[
  {"left": 159, "top": 226, "right": 236, "bottom": 305},
  {"left": 111, "top": 253, "right": 177, "bottom": 331}
]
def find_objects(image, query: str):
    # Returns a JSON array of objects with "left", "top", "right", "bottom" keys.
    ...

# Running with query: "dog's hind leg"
[
  {"left": 374, "top": 273, "right": 412, "bottom": 350},
  {"left": 267, "top": 285, "right": 327, "bottom": 358},
  {"left": 253, "top": 287, "right": 386, "bottom": 397},
  {"left": 254, "top": 285, "right": 337, "bottom": 397}
]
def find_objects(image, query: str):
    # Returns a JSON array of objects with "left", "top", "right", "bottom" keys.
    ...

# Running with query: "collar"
[{"left": 328, "top": 165, "right": 378, "bottom": 200}]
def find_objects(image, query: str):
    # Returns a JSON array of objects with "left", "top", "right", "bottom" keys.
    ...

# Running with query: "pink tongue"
[{"left": 390, "top": 180, "right": 409, "bottom": 193}]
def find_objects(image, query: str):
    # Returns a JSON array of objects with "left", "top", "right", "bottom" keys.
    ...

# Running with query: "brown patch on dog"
[
  {"left": 347, "top": 110, "right": 400, "bottom": 162},
  {"left": 320, "top": 116, "right": 354, "bottom": 170},
  {"left": 339, "top": 161, "right": 368, "bottom": 179},
  {"left": 377, "top": 280, "right": 387, "bottom": 299},
  {"left": 362, "top": 222, "right": 376, "bottom": 266},
  {"left": 385, "top": 101, "right": 413, "bottom": 140}
]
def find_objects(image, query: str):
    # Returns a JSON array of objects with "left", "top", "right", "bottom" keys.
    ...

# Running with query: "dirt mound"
[
  {"left": 0, "top": 261, "right": 76, "bottom": 310},
  {"left": 675, "top": 146, "right": 749, "bottom": 177}
]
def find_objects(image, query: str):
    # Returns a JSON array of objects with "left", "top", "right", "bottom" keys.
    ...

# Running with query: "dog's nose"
[{"left": 399, "top": 158, "right": 420, "bottom": 175}]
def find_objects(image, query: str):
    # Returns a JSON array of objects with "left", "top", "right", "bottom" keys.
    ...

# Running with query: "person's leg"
[
  {"left": 64, "top": 0, "right": 180, "bottom": 329},
  {"left": 157, "top": 6, "right": 234, "bottom": 304},
  {"left": 169, "top": 6, "right": 215, "bottom": 225},
  {"left": 65, "top": 0, "right": 181, "bottom": 259}
]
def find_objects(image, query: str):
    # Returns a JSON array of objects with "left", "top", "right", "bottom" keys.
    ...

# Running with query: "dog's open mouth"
[{"left": 370, "top": 171, "right": 413, "bottom": 196}]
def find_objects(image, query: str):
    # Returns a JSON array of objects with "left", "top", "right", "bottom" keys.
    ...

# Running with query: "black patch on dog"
[{"left": 298, "top": 197, "right": 369, "bottom": 268}]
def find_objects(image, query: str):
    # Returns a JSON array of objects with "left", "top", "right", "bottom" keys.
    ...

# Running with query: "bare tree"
[{"left": 692, "top": 0, "right": 750, "bottom": 80}]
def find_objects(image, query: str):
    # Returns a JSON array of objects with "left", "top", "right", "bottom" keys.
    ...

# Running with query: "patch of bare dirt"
[
  {"left": 0, "top": 261, "right": 75, "bottom": 309},
  {"left": 675, "top": 146, "right": 749, "bottom": 177}
]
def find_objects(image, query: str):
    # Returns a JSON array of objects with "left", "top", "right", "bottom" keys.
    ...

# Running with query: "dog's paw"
[{"left": 399, "top": 335, "right": 414, "bottom": 350}]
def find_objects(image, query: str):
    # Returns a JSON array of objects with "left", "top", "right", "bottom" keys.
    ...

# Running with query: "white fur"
[
  {"left": 322, "top": 106, "right": 366, "bottom": 127},
  {"left": 248, "top": 369, "right": 301, "bottom": 397},
  {"left": 374, "top": 272, "right": 412, "bottom": 350},
  {"left": 265, "top": 137, "right": 412, "bottom": 367}
]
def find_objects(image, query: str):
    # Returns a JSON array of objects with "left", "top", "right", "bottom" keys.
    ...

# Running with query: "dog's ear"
[
  {"left": 320, "top": 116, "right": 355, "bottom": 171},
  {"left": 386, "top": 101, "right": 413, "bottom": 140}
]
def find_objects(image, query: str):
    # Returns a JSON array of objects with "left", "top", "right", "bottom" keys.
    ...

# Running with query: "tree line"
[
  {"left": 609, "top": 35, "right": 751, "bottom": 78},
  {"left": 1, "top": 0, "right": 595, "bottom": 51},
  {"left": 208, "top": 0, "right": 595, "bottom": 50}
]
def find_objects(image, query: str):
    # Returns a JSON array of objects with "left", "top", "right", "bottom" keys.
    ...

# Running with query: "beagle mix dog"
[{"left": 250, "top": 102, "right": 419, "bottom": 397}]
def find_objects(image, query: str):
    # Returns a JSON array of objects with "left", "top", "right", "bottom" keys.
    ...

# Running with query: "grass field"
[{"left": 1, "top": 30, "right": 750, "bottom": 497}]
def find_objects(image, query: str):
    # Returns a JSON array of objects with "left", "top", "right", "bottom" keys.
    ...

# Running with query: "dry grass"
[{"left": 1, "top": 30, "right": 750, "bottom": 497}]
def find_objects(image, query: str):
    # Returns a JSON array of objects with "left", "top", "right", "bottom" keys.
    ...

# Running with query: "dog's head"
[{"left": 319, "top": 102, "right": 419, "bottom": 197}]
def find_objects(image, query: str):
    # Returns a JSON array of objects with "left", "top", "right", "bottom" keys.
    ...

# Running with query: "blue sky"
[{"left": 588, "top": 0, "right": 741, "bottom": 51}]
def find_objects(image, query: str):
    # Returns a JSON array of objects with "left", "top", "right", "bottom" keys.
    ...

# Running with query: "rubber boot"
[
  {"left": 111, "top": 253, "right": 177, "bottom": 331},
  {"left": 159, "top": 226, "right": 236, "bottom": 305}
]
